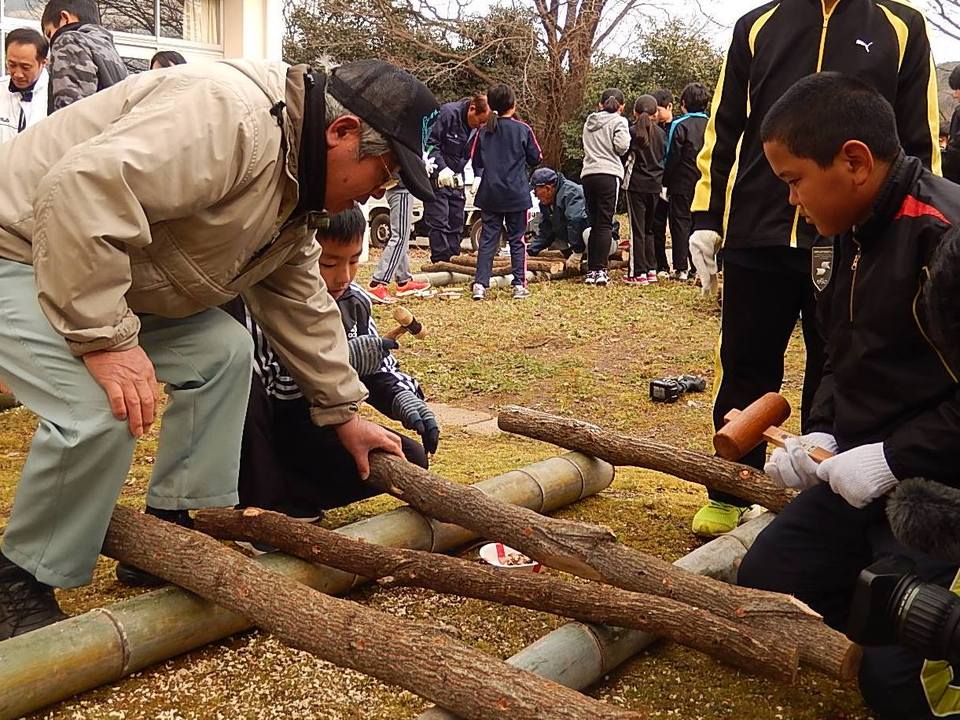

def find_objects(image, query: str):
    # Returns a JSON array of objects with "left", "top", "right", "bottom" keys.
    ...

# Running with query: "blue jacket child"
[{"left": 469, "top": 83, "right": 542, "bottom": 298}]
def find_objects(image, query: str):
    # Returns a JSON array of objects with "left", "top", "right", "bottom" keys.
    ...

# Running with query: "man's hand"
[
  {"left": 815, "top": 442, "right": 899, "bottom": 509},
  {"left": 347, "top": 336, "right": 399, "bottom": 377},
  {"left": 437, "top": 167, "right": 458, "bottom": 189},
  {"left": 565, "top": 252, "right": 583, "bottom": 272},
  {"left": 689, "top": 230, "right": 722, "bottom": 296},
  {"left": 764, "top": 432, "right": 838, "bottom": 490},
  {"left": 391, "top": 390, "right": 440, "bottom": 455},
  {"left": 83, "top": 346, "right": 159, "bottom": 438},
  {"left": 334, "top": 415, "right": 403, "bottom": 479}
]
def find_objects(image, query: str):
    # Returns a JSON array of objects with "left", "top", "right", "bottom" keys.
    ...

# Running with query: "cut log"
[
  {"left": 194, "top": 507, "right": 799, "bottom": 682},
  {"left": 102, "top": 506, "right": 638, "bottom": 720},
  {"left": 496, "top": 406, "right": 796, "bottom": 512},
  {"left": 364, "top": 454, "right": 860, "bottom": 680},
  {"left": 421, "top": 262, "right": 501, "bottom": 276}
]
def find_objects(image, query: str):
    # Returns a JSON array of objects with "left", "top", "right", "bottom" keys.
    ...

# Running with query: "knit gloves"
[
  {"left": 764, "top": 432, "right": 839, "bottom": 490},
  {"left": 816, "top": 442, "right": 899, "bottom": 509},
  {"left": 689, "top": 230, "right": 722, "bottom": 296},
  {"left": 347, "top": 336, "right": 399, "bottom": 376},
  {"left": 391, "top": 390, "right": 440, "bottom": 455}
]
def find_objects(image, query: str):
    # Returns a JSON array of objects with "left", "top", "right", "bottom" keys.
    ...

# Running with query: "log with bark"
[
  {"left": 496, "top": 406, "right": 796, "bottom": 512},
  {"left": 194, "top": 507, "right": 799, "bottom": 682},
  {"left": 363, "top": 454, "right": 860, "bottom": 681},
  {"left": 449, "top": 255, "right": 565, "bottom": 274},
  {"left": 421, "top": 262, "right": 511, "bottom": 277},
  {"left": 101, "top": 505, "right": 638, "bottom": 720}
]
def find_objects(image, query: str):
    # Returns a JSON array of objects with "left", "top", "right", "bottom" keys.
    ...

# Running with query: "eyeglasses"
[{"left": 377, "top": 155, "right": 400, "bottom": 192}]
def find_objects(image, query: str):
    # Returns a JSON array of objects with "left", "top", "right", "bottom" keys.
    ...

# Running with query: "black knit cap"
[{"left": 329, "top": 60, "right": 440, "bottom": 202}]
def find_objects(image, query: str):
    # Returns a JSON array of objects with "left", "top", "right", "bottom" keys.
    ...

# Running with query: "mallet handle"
[
  {"left": 724, "top": 409, "right": 835, "bottom": 463},
  {"left": 383, "top": 326, "right": 408, "bottom": 341}
]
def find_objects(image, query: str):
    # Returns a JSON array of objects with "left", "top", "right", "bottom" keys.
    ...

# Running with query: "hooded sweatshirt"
[
  {"left": 48, "top": 22, "right": 128, "bottom": 114},
  {"left": 581, "top": 111, "right": 630, "bottom": 180}
]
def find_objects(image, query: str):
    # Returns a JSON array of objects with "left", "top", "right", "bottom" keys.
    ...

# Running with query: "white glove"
[
  {"left": 689, "top": 230, "right": 722, "bottom": 297},
  {"left": 437, "top": 167, "right": 457, "bottom": 188},
  {"left": 815, "top": 442, "right": 899, "bottom": 509},
  {"left": 660, "top": 188, "right": 668, "bottom": 201},
  {"left": 565, "top": 252, "right": 583, "bottom": 271},
  {"left": 764, "top": 432, "right": 838, "bottom": 491}
]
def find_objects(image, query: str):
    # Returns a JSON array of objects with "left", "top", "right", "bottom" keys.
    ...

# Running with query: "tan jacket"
[{"left": 0, "top": 59, "right": 366, "bottom": 425}]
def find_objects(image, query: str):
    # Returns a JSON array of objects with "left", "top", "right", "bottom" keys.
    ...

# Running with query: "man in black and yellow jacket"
[
  {"left": 688, "top": 0, "right": 942, "bottom": 536},
  {"left": 741, "top": 72, "right": 960, "bottom": 720}
]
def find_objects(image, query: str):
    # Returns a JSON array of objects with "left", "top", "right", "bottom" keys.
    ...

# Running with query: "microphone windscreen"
[{"left": 887, "top": 478, "right": 960, "bottom": 565}]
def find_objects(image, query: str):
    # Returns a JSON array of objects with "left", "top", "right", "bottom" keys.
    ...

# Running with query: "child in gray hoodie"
[{"left": 581, "top": 88, "right": 630, "bottom": 285}]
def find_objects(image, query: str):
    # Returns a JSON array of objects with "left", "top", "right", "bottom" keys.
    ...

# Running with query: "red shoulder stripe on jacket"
[{"left": 895, "top": 195, "right": 951, "bottom": 225}]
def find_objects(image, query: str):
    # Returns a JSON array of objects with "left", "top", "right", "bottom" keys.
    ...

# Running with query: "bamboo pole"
[
  {"left": 416, "top": 514, "right": 785, "bottom": 719},
  {"left": 497, "top": 406, "right": 796, "bottom": 512},
  {"left": 0, "top": 453, "right": 612, "bottom": 720},
  {"left": 194, "top": 508, "right": 799, "bottom": 681}
]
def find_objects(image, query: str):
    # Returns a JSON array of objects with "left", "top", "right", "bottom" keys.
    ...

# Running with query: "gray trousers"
[
  {"left": 372, "top": 186, "right": 413, "bottom": 285},
  {"left": 0, "top": 259, "right": 253, "bottom": 588}
]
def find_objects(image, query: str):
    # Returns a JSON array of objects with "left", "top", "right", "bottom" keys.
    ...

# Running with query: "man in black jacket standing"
[
  {"left": 688, "top": 0, "right": 942, "bottom": 537},
  {"left": 741, "top": 72, "right": 960, "bottom": 720},
  {"left": 944, "top": 65, "right": 960, "bottom": 184}
]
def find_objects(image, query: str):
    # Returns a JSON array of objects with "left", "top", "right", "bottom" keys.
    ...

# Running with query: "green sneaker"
[{"left": 691, "top": 501, "right": 746, "bottom": 537}]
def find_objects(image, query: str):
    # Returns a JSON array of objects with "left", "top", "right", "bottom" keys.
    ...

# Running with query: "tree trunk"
[
  {"left": 364, "top": 454, "right": 860, "bottom": 681},
  {"left": 101, "top": 506, "right": 639, "bottom": 720},
  {"left": 194, "top": 507, "right": 799, "bottom": 682},
  {"left": 497, "top": 406, "right": 796, "bottom": 512}
]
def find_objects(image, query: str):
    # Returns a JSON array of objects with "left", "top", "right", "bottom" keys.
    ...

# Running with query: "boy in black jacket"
[
  {"left": 740, "top": 73, "right": 960, "bottom": 720},
  {"left": 662, "top": 83, "right": 709, "bottom": 281},
  {"left": 226, "top": 208, "right": 438, "bottom": 518}
]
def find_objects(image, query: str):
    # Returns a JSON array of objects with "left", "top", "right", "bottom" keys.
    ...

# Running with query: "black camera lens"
[{"left": 893, "top": 579, "right": 960, "bottom": 666}]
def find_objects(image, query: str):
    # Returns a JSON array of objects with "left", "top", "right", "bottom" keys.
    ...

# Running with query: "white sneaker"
[
  {"left": 472, "top": 283, "right": 486, "bottom": 301},
  {"left": 512, "top": 285, "right": 530, "bottom": 300},
  {"left": 584, "top": 271, "right": 598, "bottom": 285},
  {"left": 595, "top": 269, "right": 609, "bottom": 286},
  {"left": 657, "top": 270, "right": 670, "bottom": 279},
  {"left": 677, "top": 270, "right": 688, "bottom": 281}
]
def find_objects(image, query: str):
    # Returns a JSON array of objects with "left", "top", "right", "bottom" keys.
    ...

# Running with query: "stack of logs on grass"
[
  {"left": 420, "top": 253, "right": 628, "bottom": 281},
  {"left": 101, "top": 408, "right": 860, "bottom": 720}
]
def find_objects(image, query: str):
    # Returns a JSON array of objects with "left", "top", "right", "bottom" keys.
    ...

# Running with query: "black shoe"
[
  {"left": 115, "top": 507, "right": 192, "bottom": 587},
  {"left": 0, "top": 553, "right": 68, "bottom": 640}
]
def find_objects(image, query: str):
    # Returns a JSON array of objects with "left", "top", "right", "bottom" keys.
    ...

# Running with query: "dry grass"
[{"left": 0, "top": 247, "right": 871, "bottom": 719}]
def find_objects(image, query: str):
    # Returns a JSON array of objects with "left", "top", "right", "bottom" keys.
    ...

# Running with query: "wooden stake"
[
  {"left": 449, "top": 255, "right": 565, "bottom": 274},
  {"left": 497, "top": 405, "right": 796, "bottom": 512},
  {"left": 194, "top": 508, "right": 799, "bottom": 682},
  {"left": 363, "top": 454, "right": 860, "bottom": 681},
  {"left": 101, "top": 506, "right": 639, "bottom": 720}
]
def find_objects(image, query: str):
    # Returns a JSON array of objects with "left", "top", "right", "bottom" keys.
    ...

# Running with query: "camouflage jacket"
[{"left": 47, "top": 23, "right": 127, "bottom": 114}]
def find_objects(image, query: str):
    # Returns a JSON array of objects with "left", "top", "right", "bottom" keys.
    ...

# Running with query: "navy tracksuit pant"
[
  {"left": 474, "top": 210, "right": 527, "bottom": 288},
  {"left": 425, "top": 186, "right": 466, "bottom": 262}
]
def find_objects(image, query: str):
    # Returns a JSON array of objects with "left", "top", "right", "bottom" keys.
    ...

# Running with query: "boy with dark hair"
[
  {"left": 740, "top": 72, "right": 960, "bottom": 720},
  {"left": 41, "top": 0, "right": 127, "bottom": 113},
  {"left": 224, "top": 207, "right": 437, "bottom": 522},
  {"left": 662, "top": 82, "right": 710, "bottom": 281},
  {"left": 945, "top": 65, "right": 960, "bottom": 184}
]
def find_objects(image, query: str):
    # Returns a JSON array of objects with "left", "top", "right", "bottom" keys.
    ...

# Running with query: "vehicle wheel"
[
  {"left": 469, "top": 218, "right": 483, "bottom": 252},
  {"left": 369, "top": 213, "right": 391, "bottom": 248}
]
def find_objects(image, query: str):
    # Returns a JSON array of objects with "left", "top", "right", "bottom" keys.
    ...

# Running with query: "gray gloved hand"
[
  {"left": 347, "top": 336, "right": 399, "bottom": 376},
  {"left": 815, "top": 442, "right": 899, "bottom": 509},
  {"left": 764, "top": 432, "right": 838, "bottom": 490},
  {"left": 565, "top": 252, "right": 583, "bottom": 272},
  {"left": 391, "top": 390, "right": 440, "bottom": 455}
]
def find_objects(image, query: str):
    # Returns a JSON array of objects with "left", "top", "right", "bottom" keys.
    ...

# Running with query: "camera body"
[
  {"left": 848, "top": 556, "right": 960, "bottom": 665},
  {"left": 649, "top": 374, "right": 707, "bottom": 403}
]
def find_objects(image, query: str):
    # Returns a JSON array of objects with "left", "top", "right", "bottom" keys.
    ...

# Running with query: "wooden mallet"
[
  {"left": 384, "top": 307, "right": 426, "bottom": 341},
  {"left": 713, "top": 392, "right": 835, "bottom": 463}
]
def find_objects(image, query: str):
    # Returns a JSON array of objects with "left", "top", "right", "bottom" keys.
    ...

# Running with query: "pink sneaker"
[
  {"left": 396, "top": 279, "right": 431, "bottom": 296},
  {"left": 623, "top": 275, "right": 649, "bottom": 286},
  {"left": 647, "top": 270, "right": 658, "bottom": 283},
  {"left": 368, "top": 284, "right": 395, "bottom": 302}
]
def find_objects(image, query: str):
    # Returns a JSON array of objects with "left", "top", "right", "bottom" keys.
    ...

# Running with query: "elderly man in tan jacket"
[{"left": 0, "top": 58, "right": 440, "bottom": 638}]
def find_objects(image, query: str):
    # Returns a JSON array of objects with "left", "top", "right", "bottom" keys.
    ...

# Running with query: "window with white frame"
[{"left": 1, "top": 0, "right": 222, "bottom": 70}]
